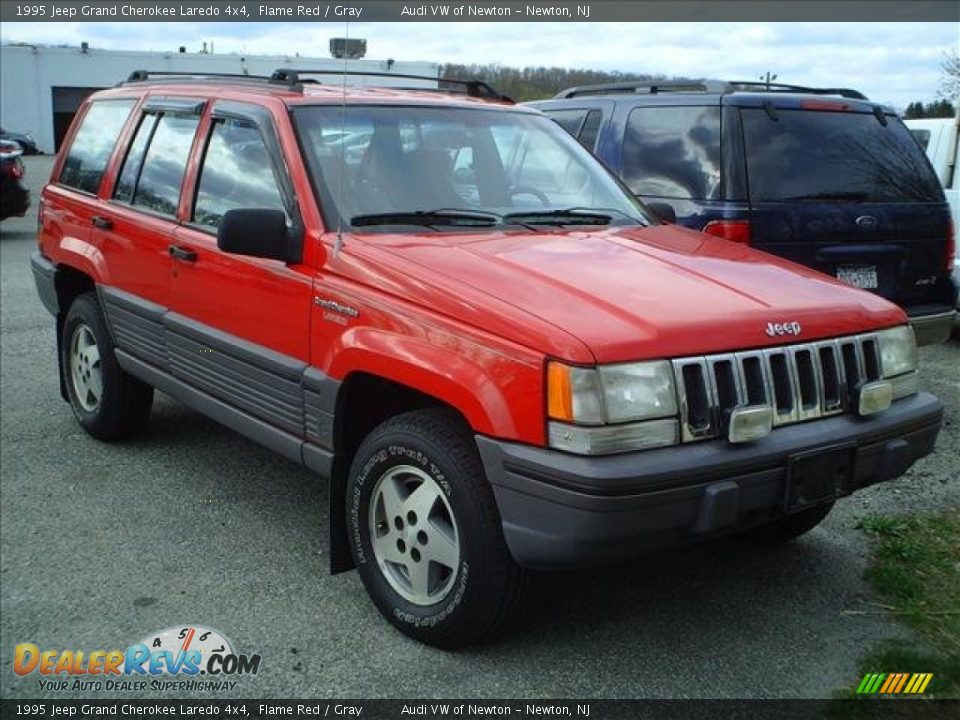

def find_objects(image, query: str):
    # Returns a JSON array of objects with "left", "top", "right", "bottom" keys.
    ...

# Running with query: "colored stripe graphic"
[
  {"left": 857, "top": 672, "right": 934, "bottom": 694},
  {"left": 893, "top": 673, "right": 909, "bottom": 693}
]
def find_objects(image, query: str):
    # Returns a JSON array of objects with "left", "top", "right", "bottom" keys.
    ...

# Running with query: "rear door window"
[
  {"left": 115, "top": 111, "right": 200, "bottom": 217},
  {"left": 59, "top": 100, "right": 135, "bottom": 194},
  {"left": 741, "top": 110, "right": 942, "bottom": 203},
  {"left": 621, "top": 106, "right": 722, "bottom": 200},
  {"left": 192, "top": 118, "right": 287, "bottom": 229}
]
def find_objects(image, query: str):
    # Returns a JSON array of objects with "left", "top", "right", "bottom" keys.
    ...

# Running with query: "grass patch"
[{"left": 835, "top": 508, "right": 960, "bottom": 703}]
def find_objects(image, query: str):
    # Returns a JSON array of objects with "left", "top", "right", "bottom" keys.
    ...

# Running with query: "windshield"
[
  {"left": 294, "top": 105, "right": 648, "bottom": 229},
  {"left": 741, "top": 109, "right": 943, "bottom": 203}
]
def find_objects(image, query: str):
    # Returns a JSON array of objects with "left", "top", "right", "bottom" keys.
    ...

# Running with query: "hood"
[{"left": 355, "top": 223, "right": 907, "bottom": 364}]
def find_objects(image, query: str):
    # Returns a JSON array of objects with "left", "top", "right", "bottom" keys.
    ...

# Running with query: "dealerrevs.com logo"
[{"left": 13, "top": 626, "right": 262, "bottom": 692}]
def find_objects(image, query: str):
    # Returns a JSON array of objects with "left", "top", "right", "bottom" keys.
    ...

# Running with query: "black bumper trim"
[{"left": 477, "top": 392, "right": 943, "bottom": 570}]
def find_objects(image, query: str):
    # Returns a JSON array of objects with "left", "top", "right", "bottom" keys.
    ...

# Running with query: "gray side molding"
[{"left": 117, "top": 349, "right": 304, "bottom": 466}]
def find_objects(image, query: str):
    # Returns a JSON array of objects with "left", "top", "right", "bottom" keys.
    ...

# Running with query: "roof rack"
[
  {"left": 554, "top": 79, "right": 868, "bottom": 101},
  {"left": 555, "top": 80, "right": 731, "bottom": 99},
  {"left": 725, "top": 81, "right": 868, "bottom": 100},
  {"left": 270, "top": 68, "right": 513, "bottom": 102},
  {"left": 120, "top": 68, "right": 513, "bottom": 103},
  {"left": 122, "top": 69, "right": 277, "bottom": 85}
]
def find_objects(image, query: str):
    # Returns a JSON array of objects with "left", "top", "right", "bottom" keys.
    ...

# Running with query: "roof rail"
[
  {"left": 122, "top": 69, "right": 277, "bottom": 85},
  {"left": 270, "top": 68, "right": 513, "bottom": 102},
  {"left": 554, "top": 80, "right": 731, "bottom": 99},
  {"left": 554, "top": 79, "right": 868, "bottom": 101}
]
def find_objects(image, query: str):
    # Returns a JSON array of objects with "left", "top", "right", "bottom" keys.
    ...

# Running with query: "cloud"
[{"left": 2, "top": 21, "right": 955, "bottom": 108}]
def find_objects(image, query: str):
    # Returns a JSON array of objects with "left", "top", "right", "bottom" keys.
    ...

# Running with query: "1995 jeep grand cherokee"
[{"left": 31, "top": 70, "right": 944, "bottom": 647}]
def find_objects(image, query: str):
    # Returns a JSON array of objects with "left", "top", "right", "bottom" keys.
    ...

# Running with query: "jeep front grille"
[{"left": 672, "top": 333, "right": 883, "bottom": 442}]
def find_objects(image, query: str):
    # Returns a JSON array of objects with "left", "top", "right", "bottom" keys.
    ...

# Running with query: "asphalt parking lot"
[{"left": 1, "top": 155, "right": 958, "bottom": 700}]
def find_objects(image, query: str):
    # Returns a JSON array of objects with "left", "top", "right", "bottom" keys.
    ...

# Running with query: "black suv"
[{"left": 528, "top": 80, "right": 957, "bottom": 345}]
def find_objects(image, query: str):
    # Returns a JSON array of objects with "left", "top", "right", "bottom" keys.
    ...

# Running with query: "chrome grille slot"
[
  {"left": 674, "top": 358, "right": 713, "bottom": 441},
  {"left": 739, "top": 353, "right": 769, "bottom": 405},
  {"left": 766, "top": 350, "right": 797, "bottom": 425},
  {"left": 709, "top": 355, "right": 740, "bottom": 421},
  {"left": 815, "top": 342, "right": 843, "bottom": 414},
  {"left": 792, "top": 345, "right": 821, "bottom": 420},
  {"left": 840, "top": 341, "right": 862, "bottom": 392},
  {"left": 861, "top": 336, "right": 881, "bottom": 381},
  {"left": 672, "top": 332, "right": 886, "bottom": 441}
]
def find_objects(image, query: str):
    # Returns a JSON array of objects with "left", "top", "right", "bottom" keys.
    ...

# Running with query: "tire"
[
  {"left": 346, "top": 408, "right": 532, "bottom": 647},
  {"left": 60, "top": 292, "right": 153, "bottom": 441},
  {"left": 741, "top": 501, "right": 834, "bottom": 546}
]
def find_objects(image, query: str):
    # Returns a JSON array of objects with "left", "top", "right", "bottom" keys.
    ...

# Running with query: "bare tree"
[{"left": 939, "top": 48, "right": 960, "bottom": 101}]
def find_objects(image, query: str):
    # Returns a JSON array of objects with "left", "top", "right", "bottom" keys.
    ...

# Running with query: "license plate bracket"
[
  {"left": 836, "top": 264, "right": 878, "bottom": 289},
  {"left": 784, "top": 443, "right": 856, "bottom": 513}
]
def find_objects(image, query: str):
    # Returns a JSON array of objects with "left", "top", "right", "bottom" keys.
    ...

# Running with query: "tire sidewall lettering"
[{"left": 349, "top": 440, "right": 468, "bottom": 627}]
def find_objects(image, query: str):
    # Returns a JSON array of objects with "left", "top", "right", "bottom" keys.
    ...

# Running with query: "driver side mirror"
[
  {"left": 645, "top": 202, "right": 677, "bottom": 224},
  {"left": 217, "top": 209, "right": 295, "bottom": 263}
]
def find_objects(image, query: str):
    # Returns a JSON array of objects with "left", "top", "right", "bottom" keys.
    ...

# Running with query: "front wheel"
[{"left": 346, "top": 409, "right": 532, "bottom": 647}]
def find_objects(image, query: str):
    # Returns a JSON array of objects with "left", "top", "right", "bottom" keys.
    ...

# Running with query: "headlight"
[
  {"left": 876, "top": 325, "right": 919, "bottom": 401},
  {"left": 547, "top": 360, "right": 679, "bottom": 454},
  {"left": 877, "top": 325, "right": 918, "bottom": 378}
]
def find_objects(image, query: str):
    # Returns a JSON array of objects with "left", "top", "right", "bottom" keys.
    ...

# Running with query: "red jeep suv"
[{"left": 31, "top": 70, "right": 944, "bottom": 647}]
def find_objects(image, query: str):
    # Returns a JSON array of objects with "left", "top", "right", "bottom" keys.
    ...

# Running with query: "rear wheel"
[
  {"left": 742, "top": 501, "right": 834, "bottom": 546},
  {"left": 61, "top": 292, "right": 153, "bottom": 441},
  {"left": 346, "top": 408, "right": 532, "bottom": 647}
]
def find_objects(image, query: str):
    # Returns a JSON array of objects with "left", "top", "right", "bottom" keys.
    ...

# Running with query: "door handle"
[
  {"left": 91, "top": 216, "right": 113, "bottom": 230},
  {"left": 168, "top": 245, "right": 198, "bottom": 262}
]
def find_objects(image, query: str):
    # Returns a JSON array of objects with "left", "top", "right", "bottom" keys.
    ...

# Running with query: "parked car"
[
  {"left": 0, "top": 139, "right": 30, "bottom": 220},
  {"left": 0, "top": 127, "right": 41, "bottom": 155},
  {"left": 528, "top": 80, "right": 957, "bottom": 345},
  {"left": 32, "top": 70, "right": 943, "bottom": 647}
]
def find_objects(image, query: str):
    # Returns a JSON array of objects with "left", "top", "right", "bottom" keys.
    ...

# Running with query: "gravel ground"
[{"left": 1, "top": 156, "right": 958, "bottom": 700}]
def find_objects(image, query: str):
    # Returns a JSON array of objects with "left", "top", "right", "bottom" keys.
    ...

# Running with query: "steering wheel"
[{"left": 509, "top": 186, "right": 551, "bottom": 207}]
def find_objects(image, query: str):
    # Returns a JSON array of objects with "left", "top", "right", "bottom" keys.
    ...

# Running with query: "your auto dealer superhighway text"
[{"left": 51, "top": 5, "right": 364, "bottom": 18}]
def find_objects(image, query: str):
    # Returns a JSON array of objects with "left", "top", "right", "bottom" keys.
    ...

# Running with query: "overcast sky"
[{"left": 1, "top": 22, "right": 956, "bottom": 109}]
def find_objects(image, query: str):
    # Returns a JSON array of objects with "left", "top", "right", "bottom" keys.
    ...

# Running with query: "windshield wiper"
[
  {"left": 783, "top": 191, "right": 870, "bottom": 202},
  {"left": 503, "top": 208, "right": 614, "bottom": 226},
  {"left": 351, "top": 209, "right": 501, "bottom": 228}
]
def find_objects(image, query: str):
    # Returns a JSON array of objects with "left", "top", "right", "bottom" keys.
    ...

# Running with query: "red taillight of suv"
[
  {"left": 702, "top": 219, "right": 752, "bottom": 245},
  {"left": 2, "top": 159, "right": 24, "bottom": 180}
]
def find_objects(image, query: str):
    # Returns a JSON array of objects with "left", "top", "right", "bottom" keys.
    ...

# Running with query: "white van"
[
  {"left": 907, "top": 115, "right": 960, "bottom": 331},
  {"left": 906, "top": 115, "right": 959, "bottom": 229}
]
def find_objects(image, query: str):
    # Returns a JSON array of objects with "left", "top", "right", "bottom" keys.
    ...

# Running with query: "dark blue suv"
[{"left": 528, "top": 80, "right": 957, "bottom": 344}]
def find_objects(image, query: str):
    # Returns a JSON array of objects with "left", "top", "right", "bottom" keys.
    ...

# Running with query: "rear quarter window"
[
  {"left": 58, "top": 100, "right": 135, "bottom": 194},
  {"left": 620, "top": 106, "right": 722, "bottom": 200},
  {"left": 544, "top": 108, "right": 603, "bottom": 151}
]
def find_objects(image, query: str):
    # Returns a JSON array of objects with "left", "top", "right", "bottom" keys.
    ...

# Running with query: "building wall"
[{"left": 0, "top": 45, "right": 439, "bottom": 152}]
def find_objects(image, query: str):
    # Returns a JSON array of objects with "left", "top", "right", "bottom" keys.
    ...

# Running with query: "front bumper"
[{"left": 478, "top": 392, "right": 943, "bottom": 570}]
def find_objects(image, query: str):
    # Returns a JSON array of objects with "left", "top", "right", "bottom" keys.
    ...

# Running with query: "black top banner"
[{"left": 1, "top": 0, "right": 958, "bottom": 22}]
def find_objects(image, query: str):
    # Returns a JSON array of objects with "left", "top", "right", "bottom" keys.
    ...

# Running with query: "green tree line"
[
  {"left": 903, "top": 99, "right": 956, "bottom": 119},
  {"left": 441, "top": 63, "right": 674, "bottom": 102}
]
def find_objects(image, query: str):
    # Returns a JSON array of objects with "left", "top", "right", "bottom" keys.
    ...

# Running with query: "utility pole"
[{"left": 760, "top": 71, "right": 778, "bottom": 89}]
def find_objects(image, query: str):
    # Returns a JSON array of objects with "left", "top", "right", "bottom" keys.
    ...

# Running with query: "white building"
[{"left": 0, "top": 44, "right": 439, "bottom": 153}]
